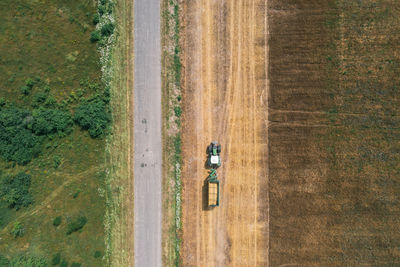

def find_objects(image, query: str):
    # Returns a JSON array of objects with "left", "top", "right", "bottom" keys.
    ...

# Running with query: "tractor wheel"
[
  {"left": 208, "top": 145, "right": 213, "bottom": 153},
  {"left": 217, "top": 145, "right": 221, "bottom": 153}
]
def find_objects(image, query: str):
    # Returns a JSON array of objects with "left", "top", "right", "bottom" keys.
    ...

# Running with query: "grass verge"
[
  {"left": 161, "top": 0, "right": 183, "bottom": 266},
  {"left": 101, "top": 0, "right": 134, "bottom": 266}
]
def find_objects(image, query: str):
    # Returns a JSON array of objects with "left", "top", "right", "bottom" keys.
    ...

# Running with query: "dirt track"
[{"left": 181, "top": 0, "right": 269, "bottom": 265}]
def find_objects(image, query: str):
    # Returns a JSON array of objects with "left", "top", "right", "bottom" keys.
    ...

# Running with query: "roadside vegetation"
[
  {"left": 0, "top": 0, "right": 113, "bottom": 265},
  {"left": 162, "top": 0, "right": 182, "bottom": 265}
]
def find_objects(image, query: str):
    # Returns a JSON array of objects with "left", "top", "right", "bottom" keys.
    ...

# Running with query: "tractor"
[{"left": 207, "top": 141, "right": 221, "bottom": 168}]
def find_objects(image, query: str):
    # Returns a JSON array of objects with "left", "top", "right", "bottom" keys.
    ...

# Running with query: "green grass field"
[{"left": 0, "top": 0, "right": 110, "bottom": 265}]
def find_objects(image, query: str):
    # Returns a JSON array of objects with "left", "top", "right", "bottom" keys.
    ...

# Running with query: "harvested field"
[
  {"left": 181, "top": 0, "right": 269, "bottom": 265},
  {"left": 268, "top": 0, "right": 400, "bottom": 265},
  {"left": 181, "top": 0, "right": 400, "bottom": 266}
]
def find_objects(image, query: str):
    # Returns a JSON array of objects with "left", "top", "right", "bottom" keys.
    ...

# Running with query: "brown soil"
[{"left": 181, "top": 0, "right": 269, "bottom": 266}]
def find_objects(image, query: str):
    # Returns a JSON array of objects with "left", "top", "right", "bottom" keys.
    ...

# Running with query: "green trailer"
[{"left": 208, "top": 169, "right": 220, "bottom": 207}]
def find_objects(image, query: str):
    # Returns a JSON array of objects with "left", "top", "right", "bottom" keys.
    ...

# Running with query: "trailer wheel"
[{"left": 217, "top": 145, "right": 221, "bottom": 153}]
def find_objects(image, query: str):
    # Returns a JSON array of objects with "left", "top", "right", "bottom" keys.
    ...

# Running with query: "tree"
[
  {"left": 11, "top": 222, "right": 25, "bottom": 238},
  {"left": 100, "top": 23, "right": 114, "bottom": 37},
  {"left": 0, "top": 106, "right": 42, "bottom": 165},
  {"left": 66, "top": 216, "right": 87, "bottom": 235},
  {"left": 90, "top": 31, "right": 100, "bottom": 43},
  {"left": 32, "top": 108, "right": 73, "bottom": 136},
  {"left": 0, "top": 173, "right": 33, "bottom": 210},
  {"left": 74, "top": 99, "right": 111, "bottom": 138},
  {"left": 51, "top": 253, "right": 61, "bottom": 266},
  {"left": 10, "top": 255, "right": 48, "bottom": 267},
  {"left": 53, "top": 216, "right": 62, "bottom": 227}
]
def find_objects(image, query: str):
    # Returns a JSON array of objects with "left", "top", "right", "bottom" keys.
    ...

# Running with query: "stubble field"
[
  {"left": 181, "top": 0, "right": 269, "bottom": 266},
  {"left": 180, "top": 0, "right": 400, "bottom": 266}
]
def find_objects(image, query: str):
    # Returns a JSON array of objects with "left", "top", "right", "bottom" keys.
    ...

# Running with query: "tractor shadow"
[{"left": 203, "top": 145, "right": 213, "bottom": 170}]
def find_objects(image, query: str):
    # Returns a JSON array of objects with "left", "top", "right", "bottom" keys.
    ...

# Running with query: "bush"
[
  {"left": 0, "top": 173, "right": 33, "bottom": 210},
  {"left": 11, "top": 222, "right": 25, "bottom": 238},
  {"left": 0, "top": 106, "right": 42, "bottom": 164},
  {"left": 100, "top": 23, "right": 114, "bottom": 37},
  {"left": 74, "top": 99, "right": 111, "bottom": 138},
  {"left": 20, "top": 85, "right": 31, "bottom": 95},
  {"left": 32, "top": 92, "right": 48, "bottom": 108},
  {"left": 98, "top": 5, "right": 106, "bottom": 15},
  {"left": 26, "top": 78, "right": 35, "bottom": 89},
  {"left": 72, "top": 190, "right": 81, "bottom": 199},
  {"left": 10, "top": 255, "right": 48, "bottom": 267},
  {"left": 92, "top": 13, "right": 99, "bottom": 25},
  {"left": 0, "top": 97, "right": 6, "bottom": 107},
  {"left": 44, "top": 96, "right": 57, "bottom": 108},
  {"left": 66, "top": 216, "right": 87, "bottom": 235},
  {"left": 90, "top": 31, "right": 101, "bottom": 43},
  {"left": 60, "top": 259, "right": 68, "bottom": 267},
  {"left": 51, "top": 253, "right": 61, "bottom": 266},
  {"left": 53, "top": 216, "right": 62, "bottom": 227},
  {"left": 174, "top": 106, "right": 182, "bottom": 117},
  {"left": 94, "top": 251, "right": 102, "bottom": 258},
  {"left": 71, "top": 263, "right": 81, "bottom": 267},
  {"left": 32, "top": 108, "right": 73, "bottom": 136},
  {"left": 53, "top": 156, "right": 61, "bottom": 169},
  {"left": 0, "top": 254, "right": 9, "bottom": 267}
]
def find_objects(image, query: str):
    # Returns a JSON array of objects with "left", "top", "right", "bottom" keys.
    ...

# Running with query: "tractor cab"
[{"left": 207, "top": 141, "right": 221, "bottom": 167}]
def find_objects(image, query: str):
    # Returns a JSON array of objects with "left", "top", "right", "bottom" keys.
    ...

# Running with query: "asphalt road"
[{"left": 133, "top": 0, "right": 162, "bottom": 266}]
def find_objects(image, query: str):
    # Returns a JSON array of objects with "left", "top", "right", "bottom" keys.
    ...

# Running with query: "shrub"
[
  {"left": 20, "top": 85, "right": 31, "bottom": 95},
  {"left": 10, "top": 255, "right": 48, "bottom": 267},
  {"left": 26, "top": 78, "right": 35, "bottom": 89},
  {"left": 174, "top": 106, "right": 182, "bottom": 117},
  {"left": 72, "top": 190, "right": 81, "bottom": 199},
  {"left": 0, "top": 254, "right": 9, "bottom": 267},
  {"left": 66, "top": 216, "right": 87, "bottom": 235},
  {"left": 0, "top": 106, "right": 42, "bottom": 164},
  {"left": 92, "top": 13, "right": 99, "bottom": 25},
  {"left": 94, "top": 251, "right": 102, "bottom": 258},
  {"left": 0, "top": 173, "right": 33, "bottom": 210},
  {"left": 44, "top": 96, "right": 57, "bottom": 108},
  {"left": 53, "top": 216, "right": 62, "bottom": 227},
  {"left": 100, "top": 23, "right": 114, "bottom": 37},
  {"left": 11, "top": 221, "right": 25, "bottom": 238},
  {"left": 98, "top": 5, "right": 106, "bottom": 15},
  {"left": 32, "top": 92, "right": 47, "bottom": 108},
  {"left": 90, "top": 31, "right": 101, "bottom": 43},
  {"left": 53, "top": 156, "right": 61, "bottom": 169},
  {"left": 0, "top": 97, "right": 6, "bottom": 107},
  {"left": 32, "top": 108, "right": 73, "bottom": 136},
  {"left": 60, "top": 259, "right": 68, "bottom": 267},
  {"left": 74, "top": 99, "right": 111, "bottom": 138},
  {"left": 51, "top": 253, "right": 61, "bottom": 266},
  {"left": 71, "top": 263, "right": 81, "bottom": 267}
]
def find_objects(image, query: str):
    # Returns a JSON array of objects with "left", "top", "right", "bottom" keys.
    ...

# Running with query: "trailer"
[{"left": 208, "top": 169, "right": 220, "bottom": 207}]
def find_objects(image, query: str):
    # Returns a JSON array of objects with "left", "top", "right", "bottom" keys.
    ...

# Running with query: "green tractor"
[{"left": 207, "top": 141, "right": 221, "bottom": 168}]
